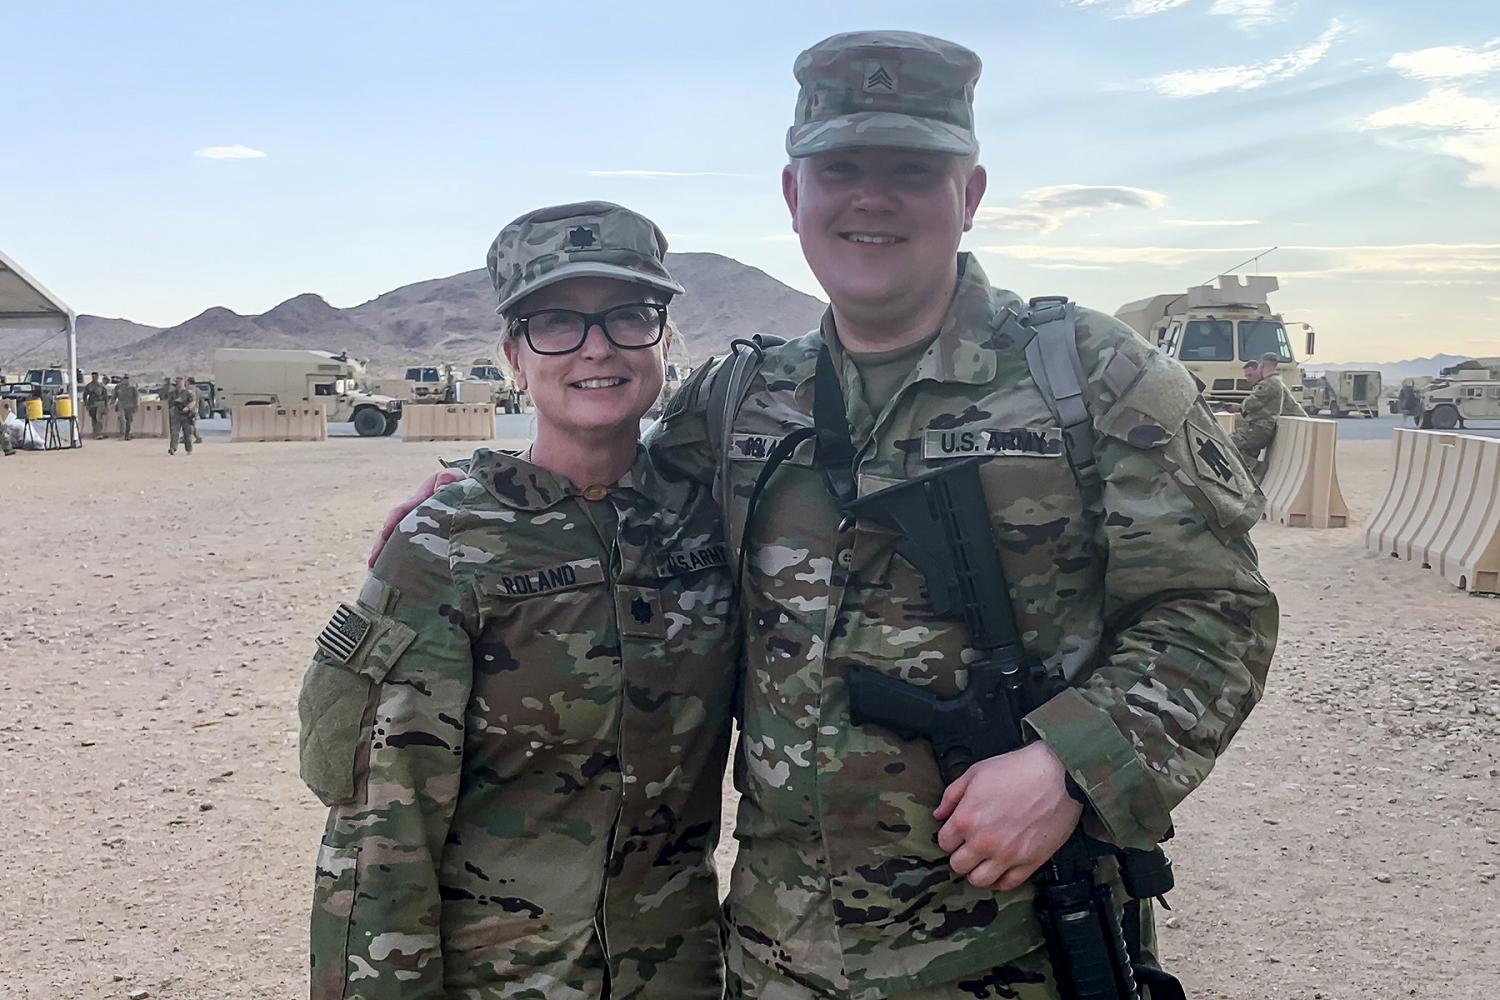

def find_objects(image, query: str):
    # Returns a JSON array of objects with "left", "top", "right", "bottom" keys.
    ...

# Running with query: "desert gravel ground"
[{"left": 1, "top": 432, "right": 1495, "bottom": 999}]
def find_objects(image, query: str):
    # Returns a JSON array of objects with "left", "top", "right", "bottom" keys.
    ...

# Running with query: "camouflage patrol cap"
[
  {"left": 487, "top": 201, "right": 685, "bottom": 316},
  {"left": 786, "top": 31, "right": 981, "bottom": 157}
]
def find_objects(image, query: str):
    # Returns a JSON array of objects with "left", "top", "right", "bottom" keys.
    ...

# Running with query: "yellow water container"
[
  {"left": 24, "top": 398, "right": 44, "bottom": 421},
  {"left": 54, "top": 396, "right": 74, "bottom": 419}
]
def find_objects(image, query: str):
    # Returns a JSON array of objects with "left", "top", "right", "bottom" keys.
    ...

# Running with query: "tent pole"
[{"left": 67, "top": 314, "right": 80, "bottom": 447}]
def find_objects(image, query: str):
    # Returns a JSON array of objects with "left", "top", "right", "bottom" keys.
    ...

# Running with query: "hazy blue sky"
[{"left": 4, "top": 0, "right": 1499, "bottom": 361}]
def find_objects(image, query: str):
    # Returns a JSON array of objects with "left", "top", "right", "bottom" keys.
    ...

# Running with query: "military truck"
[
  {"left": 213, "top": 348, "right": 402, "bottom": 436},
  {"left": 1300, "top": 370, "right": 1382, "bottom": 418},
  {"left": 1, "top": 365, "right": 75, "bottom": 413},
  {"left": 462, "top": 359, "right": 525, "bottom": 413},
  {"left": 1420, "top": 357, "right": 1500, "bottom": 429},
  {"left": 1115, "top": 275, "right": 1313, "bottom": 408}
]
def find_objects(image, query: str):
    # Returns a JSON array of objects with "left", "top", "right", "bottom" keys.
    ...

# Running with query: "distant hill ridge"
[
  {"left": 1309, "top": 354, "right": 1475, "bottom": 382},
  {"left": 81, "top": 252, "right": 828, "bottom": 378}
]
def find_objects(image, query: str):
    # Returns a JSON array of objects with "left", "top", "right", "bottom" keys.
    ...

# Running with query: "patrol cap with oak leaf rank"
[
  {"left": 487, "top": 200, "right": 685, "bottom": 316},
  {"left": 786, "top": 31, "right": 982, "bottom": 157}
]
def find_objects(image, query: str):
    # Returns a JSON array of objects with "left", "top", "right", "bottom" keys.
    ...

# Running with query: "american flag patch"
[{"left": 317, "top": 603, "right": 373, "bottom": 664}]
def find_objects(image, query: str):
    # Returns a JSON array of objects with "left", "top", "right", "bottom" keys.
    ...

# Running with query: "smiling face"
[
  {"left": 782, "top": 148, "right": 986, "bottom": 331},
  {"left": 502, "top": 276, "right": 670, "bottom": 440}
]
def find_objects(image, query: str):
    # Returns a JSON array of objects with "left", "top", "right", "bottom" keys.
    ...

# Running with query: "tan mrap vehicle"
[
  {"left": 1300, "top": 370, "right": 1382, "bottom": 418},
  {"left": 462, "top": 359, "right": 525, "bottom": 413},
  {"left": 1115, "top": 275, "right": 1314, "bottom": 408},
  {"left": 1420, "top": 357, "right": 1500, "bottom": 429},
  {"left": 213, "top": 348, "right": 403, "bottom": 437}
]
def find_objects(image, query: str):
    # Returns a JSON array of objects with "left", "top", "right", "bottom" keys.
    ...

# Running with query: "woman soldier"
[{"left": 298, "top": 202, "right": 736, "bottom": 999}]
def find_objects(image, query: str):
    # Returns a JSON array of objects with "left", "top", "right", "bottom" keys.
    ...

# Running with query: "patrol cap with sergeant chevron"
[
  {"left": 487, "top": 200, "right": 685, "bottom": 316},
  {"left": 786, "top": 30, "right": 982, "bottom": 158}
]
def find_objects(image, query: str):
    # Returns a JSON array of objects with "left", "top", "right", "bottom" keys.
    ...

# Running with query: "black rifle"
[{"left": 845, "top": 457, "right": 1174, "bottom": 1000}]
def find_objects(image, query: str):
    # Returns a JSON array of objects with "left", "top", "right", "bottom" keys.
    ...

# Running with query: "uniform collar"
[
  {"left": 469, "top": 446, "right": 652, "bottom": 511},
  {"left": 816, "top": 253, "right": 1006, "bottom": 391}
]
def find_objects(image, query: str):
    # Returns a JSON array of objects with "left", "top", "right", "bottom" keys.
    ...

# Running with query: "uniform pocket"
[
  {"left": 310, "top": 843, "right": 359, "bottom": 993},
  {"left": 298, "top": 661, "right": 379, "bottom": 807},
  {"left": 299, "top": 606, "right": 416, "bottom": 806}
]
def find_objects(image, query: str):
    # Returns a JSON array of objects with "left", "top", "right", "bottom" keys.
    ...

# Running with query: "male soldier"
[
  {"left": 374, "top": 31, "right": 1277, "bottom": 1000},
  {"left": 1230, "top": 352, "right": 1307, "bottom": 475},
  {"left": 167, "top": 376, "right": 200, "bottom": 455},
  {"left": 114, "top": 374, "right": 140, "bottom": 440},
  {"left": 81, "top": 371, "right": 109, "bottom": 439},
  {"left": 1, "top": 400, "right": 15, "bottom": 457}
]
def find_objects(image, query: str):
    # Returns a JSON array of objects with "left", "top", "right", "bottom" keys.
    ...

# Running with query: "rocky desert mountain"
[{"left": 74, "top": 252, "right": 827, "bottom": 378}]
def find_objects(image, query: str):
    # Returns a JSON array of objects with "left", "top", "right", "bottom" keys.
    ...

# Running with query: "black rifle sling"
[{"left": 734, "top": 345, "right": 856, "bottom": 598}]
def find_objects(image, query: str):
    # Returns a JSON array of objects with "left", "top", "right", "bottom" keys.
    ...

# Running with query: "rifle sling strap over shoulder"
[{"left": 1021, "top": 296, "right": 1101, "bottom": 498}]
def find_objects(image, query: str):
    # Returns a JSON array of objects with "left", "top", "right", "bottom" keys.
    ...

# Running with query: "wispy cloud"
[
  {"left": 1207, "top": 0, "right": 1287, "bottom": 29},
  {"left": 1074, "top": 0, "right": 1285, "bottom": 26},
  {"left": 1388, "top": 40, "right": 1500, "bottom": 82},
  {"left": 193, "top": 145, "right": 266, "bottom": 160},
  {"left": 972, "top": 241, "right": 1500, "bottom": 279},
  {"left": 582, "top": 169, "right": 745, "bottom": 178},
  {"left": 975, "top": 184, "right": 1166, "bottom": 235},
  {"left": 1144, "top": 19, "right": 1346, "bottom": 97},
  {"left": 1362, "top": 87, "right": 1500, "bottom": 190},
  {"left": 1164, "top": 218, "right": 1262, "bottom": 227},
  {"left": 1069, "top": 0, "right": 1192, "bottom": 17}
]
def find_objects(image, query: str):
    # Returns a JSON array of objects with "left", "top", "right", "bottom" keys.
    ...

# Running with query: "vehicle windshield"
[
  {"left": 471, "top": 367, "right": 501, "bottom": 380},
  {"left": 1179, "top": 320, "right": 1234, "bottom": 362},
  {"left": 1239, "top": 321, "right": 1292, "bottom": 362}
]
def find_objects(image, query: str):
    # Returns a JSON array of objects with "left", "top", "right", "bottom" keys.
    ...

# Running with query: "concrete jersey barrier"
[
  {"left": 1365, "top": 429, "right": 1500, "bottom": 594},
  {"left": 133, "top": 400, "right": 169, "bottom": 438},
  {"left": 1260, "top": 416, "right": 1349, "bottom": 529},
  {"left": 403, "top": 403, "right": 494, "bottom": 442},
  {"left": 230, "top": 403, "right": 328, "bottom": 442}
]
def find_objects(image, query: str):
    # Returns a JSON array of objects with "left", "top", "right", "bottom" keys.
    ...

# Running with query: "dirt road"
[{"left": 1, "top": 435, "right": 1495, "bottom": 999}]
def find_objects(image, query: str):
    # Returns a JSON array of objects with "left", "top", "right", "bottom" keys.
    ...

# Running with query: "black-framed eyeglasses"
[{"left": 511, "top": 302, "right": 668, "bottom": 356}]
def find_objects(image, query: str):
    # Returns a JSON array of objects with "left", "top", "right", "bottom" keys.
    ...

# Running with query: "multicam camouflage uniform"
[
  {"left": 115, "top": 380, "right": 140, "bottom": 440},
  {"left": 642, "top": 30, "right": 1279, "bottom": 999},
  {"left": 168, "top": 383, "right": 199, "bottom": 454},
  {"left": 298, "top": 449, "right": 735, "bottom": 999},
  {"left": 1231, "top": 372, "right": 1308, "bottom": 474},
  {"left": 81, "top": 377, "right": 108, "bottom": 438},
  {"left": 300, "top": 196, "right": 734, "bottom": 1000},
  {"left": 651, "top": 256, "right": 1277, "bottom": 997}
]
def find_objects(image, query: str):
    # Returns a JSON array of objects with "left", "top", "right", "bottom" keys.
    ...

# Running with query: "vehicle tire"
[
  {"left": 353, "top": 407, "right": 387, "bottom": 437},
  {"left": 382, "top": 413, "right": 399, "bottom": 436},
  {"left": 1331, "top": 405, "right": 1345, "bottom": 419},
  {"left": 1429, "top": 404, "right": 1459, "bottom": 430}
]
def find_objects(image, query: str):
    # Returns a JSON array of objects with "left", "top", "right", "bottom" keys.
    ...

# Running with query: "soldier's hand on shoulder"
[
  {"left": 933, "top": 742, "right": 1082, "bottom": 891},
  {"left": 368, "top": 468, "right": 466, "bottom": 568}
]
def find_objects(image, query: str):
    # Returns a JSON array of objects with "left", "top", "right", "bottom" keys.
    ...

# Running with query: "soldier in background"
[
  {"left": 81, "top": 372, "right": 109, "bottom": 439},
  {"left": 1231, "top": 352, "right": 1308, "bottom": 475},
  {"left": 1398, "top": 380, "right": 1421, "bottom": 425},
  {"left": 167, "top": 376, "right": 200, "bottom": 455},
  {"left": 1, "top": 400, "right": 15, "bottom": 457},
  {"left": 114, "top": 375, "right": 140, "bottom": 440}
]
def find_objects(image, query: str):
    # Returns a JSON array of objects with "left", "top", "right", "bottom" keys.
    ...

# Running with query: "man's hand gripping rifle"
[{"left": 845, "top": 457, "right": 1173, "bottom": 1000}]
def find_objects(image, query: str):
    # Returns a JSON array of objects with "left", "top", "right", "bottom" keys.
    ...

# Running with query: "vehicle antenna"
[{"left": 1205, "top": 246, "right": 1279, "bottom": 285}]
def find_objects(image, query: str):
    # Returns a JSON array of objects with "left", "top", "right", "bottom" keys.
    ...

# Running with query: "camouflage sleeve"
[
  {"left": 1230, "top": 382, "right": 1277, "bottom": 456},
  {"left": 298, "top": 483, "right": 477, "bottom": 998},
  {"left": 1282, "top": 383, "right": 1309, "bottom": 418},
  {"left": 644, "top": 354, "right": 725, "bottom": 484},
  {"left": 1025, "top": 309, "right": 1278, "bottom": 851}
]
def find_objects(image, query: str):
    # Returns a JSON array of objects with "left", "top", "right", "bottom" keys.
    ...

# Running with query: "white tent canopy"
[{"left": 0, "top": 249, "right": 79, "bottom": 422}]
